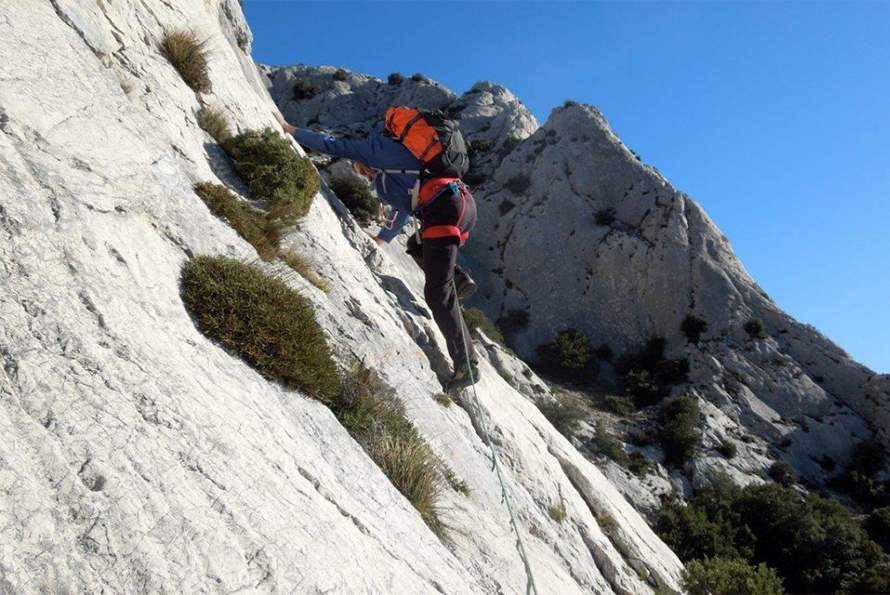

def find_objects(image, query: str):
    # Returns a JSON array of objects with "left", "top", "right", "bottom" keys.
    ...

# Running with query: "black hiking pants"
[{"left": 406, "top": 185, "right": 477, "bottom": 370}]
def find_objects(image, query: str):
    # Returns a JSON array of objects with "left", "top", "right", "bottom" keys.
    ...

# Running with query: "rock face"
[
  {"left": 266, "top": 64, "right": 890, "bottom": 507},
  {"left": 0, "top": 2, "right": 683, "bottom": 594}
]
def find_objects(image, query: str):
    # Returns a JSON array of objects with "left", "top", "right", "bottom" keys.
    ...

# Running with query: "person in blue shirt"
[{"left": 274, "top": 111, "right": 481, "bottom": 391}]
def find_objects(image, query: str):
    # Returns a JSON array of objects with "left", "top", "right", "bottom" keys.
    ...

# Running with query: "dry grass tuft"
[
  {"left": 193, "top": 182, "right": 280, "bottom": 261},
  {"left": 161, "top": 29, "right": 211, "bottom": 93},
  {"left": 197, "top": 105, "right": 232, "bottom": 144},
  {"left": 280, "top": 250, "right": 328, "bottom": 293}
]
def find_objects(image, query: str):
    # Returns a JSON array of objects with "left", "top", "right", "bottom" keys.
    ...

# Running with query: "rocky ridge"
[
  {"left": 266, "top": 63, "right": 890, "bottom": 512},
  {"left": 0, "top": 2, "right": 682, "bottom": 593}
]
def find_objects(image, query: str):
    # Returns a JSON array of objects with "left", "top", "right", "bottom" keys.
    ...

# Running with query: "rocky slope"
[
  {"left": 267, "top": 64, "right": 890, "bottom": 511},
  {"left": 0, "top": 2, "right": 683, "bottom": 593}
]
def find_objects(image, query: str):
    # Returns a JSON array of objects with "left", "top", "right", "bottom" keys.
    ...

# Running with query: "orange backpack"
[{"left": 384, "top": 106, "right": 469, "bottom": 182}]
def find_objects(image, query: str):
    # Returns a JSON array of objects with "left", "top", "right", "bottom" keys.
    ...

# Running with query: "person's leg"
[
  {"left": 422, "top": 237, "right": 476, "bottom": 369},
  {"left": 406, "top": 234, "right": 424, "bottom": 271}
]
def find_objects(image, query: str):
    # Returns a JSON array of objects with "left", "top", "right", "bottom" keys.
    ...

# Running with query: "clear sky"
[{"left": 244, "top": 1, "right": 890, "bottom": 373}]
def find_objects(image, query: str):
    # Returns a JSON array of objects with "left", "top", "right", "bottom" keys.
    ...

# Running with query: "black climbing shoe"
[
  {"left": 455, "top": 270, "right": 477, "bottom": 302},
  {"left": 445, "top": 361, "right": 481, "bottom": 393}
]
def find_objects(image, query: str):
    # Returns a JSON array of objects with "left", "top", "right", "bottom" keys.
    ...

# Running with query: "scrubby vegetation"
[
  {"left": 387, "top": 72, "right": 404, "bottom": 85},
  {"left": 411, "top": 72, "right": 427, "bottom": 83},
  {"left": 593, "top": 420, "right": 627, "bottom": 463},
  {"left": 549, "top": 499, "right": 567, "bottom": 523},
  {"left": 194, "top": 182, "right": 280, "bottom": 261},
  {"left": 161, "top": 29, "right": 211, "bottom": 93},
  {"left": 333, "top": 68, "right": 348, "bottom": 81},
  {"left": 658, "top": 474, "right": 890, "bottom": 594},
  {"left": 469, "top": 138, "right": 491, "bottom": 153},
  {"left": 615, "top": 336, "right": 689, "bottom": 407},
  {"left": 442, "top": 465, "right": 470, "bottom": 496},
  {"left": 222, "top": 128, "right": 319, "bottom": 225},
  {"left": 536, "top": 328, "right": 598, "bottom": 384},
  {"left": 536, "top": 393, "right": 587, "bottom": 438},
  {"left": 745, "top": 317, "right": 769, "bottom": 340},
  {"left": 717, "top": 439, "right": 738, "bottom": 459},
  {"left": 599, "top": 394, "right": 634, "bottom": 416},
  {"left": 866, "top": 506, "right": 890, "bottom": 551},
  {"left": 832, "top": 440, "right": 889, "bottom": 506},
  {"left": 768, "top": 461, "right": 797, "bottom": 487},
  {"left": 462, "top": 307, "right": 506, "bottom": 346},
  {"left": 504, "top": 173, "right": 532, "bottom": 195},
  {"left": 628, "top": 451, "right": 651, "bottom": 477},
  {"left": 658, "top": 394, "right": 701, "bottom": 467},
  {"left": 196, "top": 105, "right": 232, "bottom": 144},
  {"left": 330, "top": 366, "right": 444, "bottom": 534},
  {"left": 595, "top": 208, "right": 616, "bottom": 226},
  {"left": 181, "top": 256, "right": 339, "bottom": 399},
  {"left": 292, "top": 77, "right": 321, "bottom": 100},
  {"left": 681, "top": 312, "right": 709, "bottom": 344},
  {"left": 280, "top": 250, "right": 328, "bottom": 292},
  {"left": 683, "top": 557, "right": 785, "bottom": 595},
  {"left": 329, "top": 175, "right": 378, "bottom": 225}
]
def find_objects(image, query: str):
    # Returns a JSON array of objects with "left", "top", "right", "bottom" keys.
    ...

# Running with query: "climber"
[{"left": 274, "top": 109, "right": 481, "bottom": 392}]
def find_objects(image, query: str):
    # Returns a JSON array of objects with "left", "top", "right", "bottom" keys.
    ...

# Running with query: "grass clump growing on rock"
[
  {"left": 197, "top": 106, "right": 232, "bottom": 144},
  {"left": 280, "top": 250, "right": 328, "bottom": 292},
  {"left": 681, "top": 312, "right": 709, "bottom": 344},
  {"left": 329, "top": 175, "right": 378, "bottom": 225},
  {"left": 194, "top": 182, "right": 280, "bottom": 261},
  {"left": 223, "top": 128, "right": 319, "bottom": 225},
  {"left": 536, "top": 393, "right": 587, "bottom": 438},
  {"left": 462, "top": 307, "right": 505, "bottom": 346},
  {"left": 181, "top": 255, "right": 339, "bottom": 399},
  {"left": 536, "top": 328, "right": 598, "bottom": 384},
  {"left": 717, "top": 439, "right": 738, "bottom": 459},
  {"left": 161, "top": 29, "right": 211, "bottom": 93},
  {"left": 549, "top": 499, "right": 567, "bottom": 523}
]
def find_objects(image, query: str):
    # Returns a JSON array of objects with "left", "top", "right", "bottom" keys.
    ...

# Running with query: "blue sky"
[{"left": 244, "top": 1, "right": 890, "bottom": 373}]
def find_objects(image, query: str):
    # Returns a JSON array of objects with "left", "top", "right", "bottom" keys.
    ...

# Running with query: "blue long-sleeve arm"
[{"left": 293, "top": 128, "right": 410, "bottom": 170}]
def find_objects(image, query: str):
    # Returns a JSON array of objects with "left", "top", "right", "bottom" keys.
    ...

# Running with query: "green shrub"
[
  {"left": 681, "top": 312, "right": 709, "bottom": 344},
  {"left": 181, "top": 256, "right": 339, "bottom": 399},
  {"left": 595, "top": 208, "right": 615, "bottom": 226},
  {"left": 193, "top": 182, "right": 280, "bottom": 261},
  {"left": 223, "top": 128, "right": 319, "bottom": 225},
  {"left": 462, "top": 307, "right": 505, "bottom": 346},
  {"left": 744, "top": 318, "right": 769, "bottom": 340},
  {"left": 497, "top": 309, "right": 530, "bottom": 339},
  {"left": 536, "top": 394, "right": 587, "bottom": 438},
  {"left": 593, "top": 420, "right": 627, "bottom": 464},
  {"left": 595, "top": 343, "right": 613, "bottom": 362},
  {"left": 333, "top": 68, "right": 348, "bottom": 81},
  {"left": 683, "top": 557, "right": 785, "bottom": 595},
  {"left": 600, "top": 394, "right": 634, "bottom": 416},
  {"left": 767, "top": 462, "right": 797, "bottom": 487},
  {"left": 832, "top": 441, "right": 889, "bottom": 506},
  {"left": 387, "top": 72, "right": 404, "bottom": 85},
  {"left": 616, "top": 336, "right": 689, "bottom": 407},
  {"left": 329, "top": 175, "right": 378, "bottom": 225},
  {"left": 292, "top": 77, "right": 321, "bottom": 100},
  {"left": 563, "top": 99, "right": 580, "bottom": 108},
  {"left": 411, "top": 72, "right": 427, "bottom": 83},
  {"left": 628, "top": 451, "right": 651, "bottom": 478},
  {"left": 330, "top": 366, "right": 444, "bottom": 534},
  {"left": 850, "top": 441, "right": 886, "bottom": 477},
  {"left": 504, "top": 173, "right": 531, "bottom": 195},
  {"left": 866, "top": 506, "right": 890, "bottom": 550},
  {"left": 626, "top": 426, "right": 650, "bottom": 447},
  {"left": 196, "top": 105, "right": 232, "bottom": 144},
  {"left": 717, "top": 439, "right": 738, "bottom": 459},
  {"left": 280, "top": 250, "right": 328, "bottom": 292},
  {"left": 536, "top": 328, "right": 598, "bottom": 384},
  {"left": 160, "top": 29, "right": 211, "bottom": 93},
  {"left": 469, "top": 138, "right": 491, "bottom": 153},
  {"left": 658, "top": 394, "right": 701, "bottom": 467}
]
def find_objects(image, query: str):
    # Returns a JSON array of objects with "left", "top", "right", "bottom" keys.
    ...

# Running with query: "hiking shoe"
[
  {"left": 455, "top": 271, "right": 477, "bottom": 302},
  {"left": 445, "top": 361, "right": 481, "bottom": 393}
]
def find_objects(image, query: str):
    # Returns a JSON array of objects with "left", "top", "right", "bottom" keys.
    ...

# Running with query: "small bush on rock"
[
  {"left": 462, "top": 307, "right": 506, "bottom": 346},
  {"left": 866, "top": 506, "right": 890, "bottom": 550},
  {"left": 682, "top": 312, "right": 709, "bottom": 344},
  {"left": 329, "top": 175, "right": 378, "bottom": 225},
  {"left": 658, "top": 394, "right": 701, "bottom": 467},
  {"left": 197, "top": 106, "right": 232, "bottom": 144},
  {"left": 549, "top": 500, "right": 567, "bottom": 523},
  {"left": 595, "top": 208, "right": 616, "bottom": 226},
  {"left": 745, "top": 318, "right": 769, "bottom": 340},
  {"left": 161, "top": 28, "right": 211, "bottom": 93},
  {"left": 600, "top": 394, "right": 634, "bottom": 416},
  {"left": 628, "top": 451, "right": 651, "bottom": 477},
  {"left": 504, "top": 174, "right": 531, "bottom": 195},
  {"left": 683, "top": 557, "right": 785, "bottom": 595},
  {"left": 593, "top": 420, "right": 627, "bottom": 464},
  {"left": 181, "top": 256, "right": 339, "bottom": 399},
  {"left": 333, "top": 68, "right": 348, "bottom": 81},
  {"left": 292, "top": 77, "right": 321, "bottom": 100},
  {"left": 469, "top": 138, "right": 491, "bottom": 153},
  {"left": 536, "top": 394, "right": 587, "bottom": 438},
  {"left": 536, "top": 328, "right": 598, "bottom": 384},
  {"left": 616, "top": 336, "right": 689, "bottom": 407},
  {"left": 717, "top": 439, "right": 738, "bottom": 459},
  {"left": 767, "top": 461, "right": 797, "bottom": 487},
  {"left": 194, "top": 182, "right": 280, "bottom": 261},
  {"left": 387, "top": 72, "right": 404, "bottom": 85},
  {"left": 223, "top": 128, "right": 319, "bottom": 225},
  {"left": 411, "top": 72, "right": 427, "bottom": 83}
]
